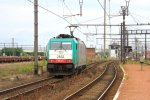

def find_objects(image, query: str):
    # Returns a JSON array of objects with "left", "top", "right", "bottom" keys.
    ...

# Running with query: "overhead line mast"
[
  {"left": 104, "top": 0, "right": 106, "bottom": 53},
  {"left": 79, "top": 0, "right": 83, "bottom": 16},
  {"left": 34, "top": 0, "right": 38, "bottom": 75}
]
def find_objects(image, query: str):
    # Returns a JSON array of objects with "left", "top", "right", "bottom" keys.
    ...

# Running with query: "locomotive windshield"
[{"left": 51, "top": 42, "right": 72, "bottom": 50}]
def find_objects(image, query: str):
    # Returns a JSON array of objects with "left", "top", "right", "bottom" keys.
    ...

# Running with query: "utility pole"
[
  {"left": 4, "top": 43, "right": 5, "bottom": 56},
  {"left": 119, "top": 1, "right": 130, "bottom": 63},
  {"left": 145, "top": 32, "right": 147, "bottom": 60},
  {"left": 34, "top": 0, "right": 38, "bottom": 75},
  {"left": 104, "top": 0, "right": 106, "bottom": 53},
  {"left": 135, "top": 38, "right": 138, "bottom": 60},
  {"left": 122, "top": 6, "right": 126, "bottom": 62},
  {"left": 79, "top": 0, "right": 83, "bottom": 16},
  {"left": 120, "top": 4, "right": 129, "bottom": 63},
  {"left": 12, "top": 38, "right": 14, "bottom": 56},
  {"left": 121, "top": 23, "right": 123, "bottom": 62},
  {"left": 126, "top": 27, "right": 129, "bottom": 46}
]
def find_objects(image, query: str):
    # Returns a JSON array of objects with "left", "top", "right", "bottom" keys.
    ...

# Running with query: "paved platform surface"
[{"left": 117, "top": 64, "right": 150, "bottom": 100}]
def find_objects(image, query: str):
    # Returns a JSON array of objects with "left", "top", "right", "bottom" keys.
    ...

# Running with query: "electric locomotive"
[{"left": 46, "top": 34, "right": 86, "bottom": 75}]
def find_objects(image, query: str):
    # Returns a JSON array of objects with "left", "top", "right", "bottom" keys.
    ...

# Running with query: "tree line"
[{"left": 0, "top": 48, "right": 45, "bottom": 56}]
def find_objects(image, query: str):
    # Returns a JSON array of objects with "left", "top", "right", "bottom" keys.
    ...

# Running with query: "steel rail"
[
  {"left": 97, "top": 63, "right": 117, "bottom": 100},
  {"left": 84, "top": 61, "right": 107, "bottom": 72},
  {"left": 63, "top": 62, "right": 109, "bottom": 100},
  {"left": 2, "top": 62, "right": 101, "bottom": 99},
  {"left": 0, "top": 62, "right": 101, "bottom": 95},
  {"left": 4, "top": 78, "right": 63, "bottom": 100},
  {"left": 0, "top": 76, "right": 54, "bottom": 95},
  {"left": 1, "top": 61, "right": 108, "bottom": 100}
]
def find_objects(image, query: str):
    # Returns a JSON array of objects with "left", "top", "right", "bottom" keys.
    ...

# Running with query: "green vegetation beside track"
[{"left": 0, "top": 60, "right": 46, "bottom": 78}]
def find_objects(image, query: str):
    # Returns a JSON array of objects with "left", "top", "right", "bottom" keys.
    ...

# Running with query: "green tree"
[{"left": 2, "top": 48, "right": 23, "bottom": 56}]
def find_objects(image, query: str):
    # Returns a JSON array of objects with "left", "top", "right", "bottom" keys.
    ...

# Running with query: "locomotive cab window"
[
  {"left": 51, "top": 42, "right": 72, "bottom": 50},
  {"left": 62, "top": 42, "right": 72, "bottom": 50},
  {"left": 50, "top": 42, "right": 61, "bottom": 50}
]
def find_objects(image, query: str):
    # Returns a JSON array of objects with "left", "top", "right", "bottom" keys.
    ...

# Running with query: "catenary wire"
[{"left": 27, "top": 0, "right": 72, "bottom": 24}]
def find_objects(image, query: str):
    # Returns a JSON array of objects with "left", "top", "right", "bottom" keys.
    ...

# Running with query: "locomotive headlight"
[
  {"left": 67, "top": 59, "right": 72, "bottom": 63},
  {"left": 50, "top": 59, "right": 55, "bottom": 63},
  {"left": 50, "top": 59, "right": 53, "bottom": 63}
]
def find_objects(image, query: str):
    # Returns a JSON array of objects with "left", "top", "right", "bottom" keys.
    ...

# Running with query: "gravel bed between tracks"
[
  {"left": 40, "top": 62, "right": 110, "bottom": 100},
  {"left": 65, "top": 63, "right": 116, "bottom": 100}
]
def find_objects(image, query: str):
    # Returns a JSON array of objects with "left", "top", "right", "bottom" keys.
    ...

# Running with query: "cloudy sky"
[{"left": 0, "top": 0, "right": 150, "bottom": 49}]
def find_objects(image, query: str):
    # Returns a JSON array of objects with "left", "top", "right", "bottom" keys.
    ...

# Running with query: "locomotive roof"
[
  {"left": 56, "top": 34, "right": 74, "bottom": 38},
  {"left": 52, "top": 34, "right": 81, "bottom": 41},
  {"left": 50, "top": 37, "right": 80, "bottom": 42}
]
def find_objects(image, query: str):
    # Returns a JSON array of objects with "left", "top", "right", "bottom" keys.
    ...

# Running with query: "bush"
[{"left": 2, "top": 48, "right": 23, "bottom": 56}]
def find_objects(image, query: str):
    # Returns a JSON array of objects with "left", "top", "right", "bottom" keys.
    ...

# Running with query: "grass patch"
[
  {"left": 39, "top": 60, "right": 47, "bottom": 66},
  {"left": 0, "top": 69, "right": 19, "bottom": 77},
  {"left": 16, "top": 64, "right": 34, "bottom": 73},
  {"left": 126, "top": 60, "right": 140, "bottom": 64},
  {"left": 0, "top": 60, "right": 47, "bottom": 78},
  {"left": 14, "top": 61, "right": 34, "bottom": 74},
  {"left": 0, "top": 71, "right": 12, "bottom": 77},
  {"left": 86, "top": 56, "right": 103, "bottom": 64}
]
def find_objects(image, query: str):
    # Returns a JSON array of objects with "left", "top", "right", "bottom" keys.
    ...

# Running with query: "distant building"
[
  {"left": 86, "top": 48, "right": 96, "bottom": 59},
  {"left": 109, "top": 43, "right": 120, "bottom": 58}
]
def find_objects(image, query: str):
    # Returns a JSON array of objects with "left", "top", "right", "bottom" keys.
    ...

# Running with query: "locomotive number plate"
[{"left": 57, "top": 55, "right": 64, "bottom": 58}]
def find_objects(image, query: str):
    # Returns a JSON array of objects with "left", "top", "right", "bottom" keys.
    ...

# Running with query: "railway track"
[
  {"left": 64, "top": 62, "right": 117, "bottom": 100},
  {"left": 0, "top": 62, "right": 97, "bottom": 100},
  {"left": 0, "top": 76, "right": 63, "bottom": 100},
  {"left": 82, "top": 61, "right": 105, "bottom": 72},
  {"left": 0, "top": 61, "right": 112, "bottom": 100}
]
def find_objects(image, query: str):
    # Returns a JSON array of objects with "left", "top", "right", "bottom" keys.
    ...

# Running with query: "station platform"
[{"left": 115, "top": 63, "right": 150, "bottom": 100}]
